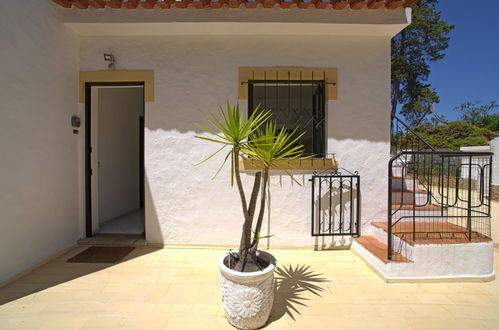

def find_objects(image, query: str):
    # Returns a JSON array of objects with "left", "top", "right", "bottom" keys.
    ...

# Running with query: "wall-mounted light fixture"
[
  {"left": 71, "top": 115, "right": 81, "bottom": 135},
  {"left": 104, "top": 53, "right": 116, "bottom": 70}
]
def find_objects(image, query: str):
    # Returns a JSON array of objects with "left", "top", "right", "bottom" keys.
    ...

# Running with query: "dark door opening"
[{"left": 85, "top": 82, "right": 145, "bottom": 237}]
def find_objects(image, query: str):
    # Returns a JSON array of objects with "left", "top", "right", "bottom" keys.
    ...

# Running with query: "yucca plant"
[
  {"left": 243, "top": 121, "right": 307, "bottom": 257},
  {"left": 196, "top": 102, "right": 308, "bottom": 272}
]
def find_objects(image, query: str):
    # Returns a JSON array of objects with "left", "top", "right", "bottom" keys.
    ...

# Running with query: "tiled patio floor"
[{"left": 0, "top": 202, "right": 498, "bottom": 330}]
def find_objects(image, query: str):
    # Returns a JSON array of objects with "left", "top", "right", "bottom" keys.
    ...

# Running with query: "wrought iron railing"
[
  {"left": 391, "top": 115, "right": 436, "bottom": 154},
  {"left": 388, "top": 116, "right": 493, "bottom": 261},
  {"left": 311, "top": 169, "right": 360, "bottom": 237}
]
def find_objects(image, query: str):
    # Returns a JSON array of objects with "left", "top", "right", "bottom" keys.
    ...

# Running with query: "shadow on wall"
[
  {"left": 266, "top": 264, "right": 328, "bottom": 325},
  {"left": 0, "top": 247, "right": 160, "bottom": 305},
  {"left": 146, "top": 91, "right": 389, "bottom": 143},
  {"left": 144, "top": 170, "right": 165, "bottom": 244}
]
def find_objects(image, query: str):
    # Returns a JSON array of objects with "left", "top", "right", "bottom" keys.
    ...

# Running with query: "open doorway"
[{"left": 85, "top": 82, "right": 145, "bottom": 237}]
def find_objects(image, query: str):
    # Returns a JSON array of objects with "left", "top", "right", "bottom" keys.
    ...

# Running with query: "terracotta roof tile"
[{"left": 52, "top": 0, "right": 416, "bottom": 10}]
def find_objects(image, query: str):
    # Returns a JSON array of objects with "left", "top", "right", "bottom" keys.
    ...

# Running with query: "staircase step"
[
  {"left": 391, "top": 188, "right": 427, "bottom": 194},
  {"left": 392, "top": 189, "right": 430, "bottom": 205},
  {"left": 391, "top": 166, "right": 406, "bottom": 177},
  {"left": 354, "top": 236, "right": 412, "bottom": 263},
  {"left": 371, "top": 222, "right": 492, "bottom": 245},
  {"left": 391, "top": 176, "right": 417, "bottom": 191},
  {"left": 392, "top": 175, "right": 413, "bottom": 179},
  {"left": 392, "top": 204, "right": 446, "bottom": 211},
  {"left": 372, "top": 222, "right": 389, "bottom": 231},
  {"left": 371, "top": 223, "right": 415, "bottom": 260}
]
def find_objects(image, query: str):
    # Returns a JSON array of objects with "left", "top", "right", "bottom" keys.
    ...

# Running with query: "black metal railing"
[
  {"left": 388, "top": 116, "right": 493, "bottom": 261},
  {"left": 391, "top": 115, "right": 436, "bottom": 155},
  {"left": 311, "top": 169, "right": 360, "bottom": 237}
]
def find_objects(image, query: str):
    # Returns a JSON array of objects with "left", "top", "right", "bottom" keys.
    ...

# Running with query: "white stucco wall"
[
  {"left": 491, "top": 138, "right": 499, "bottom": 186},
  {"left": 459, "top": 145, "right": 492, "bottom": 185},
  {"left": 0, "top": 1, "right": 80, "bottom": 283},
  {"left": 79, "top": 34, "right": 391, "bottom": 247}
]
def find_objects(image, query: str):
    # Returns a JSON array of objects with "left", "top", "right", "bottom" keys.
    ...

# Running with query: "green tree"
[
  {"left": 414, "top": 121, "right": 495, "bottom": 150},
  {"left": 391, "top": 0, "right": 454, "bottom": 125},
  {"left": 453, "top": 100, "right": 499, "bottom": 131}
]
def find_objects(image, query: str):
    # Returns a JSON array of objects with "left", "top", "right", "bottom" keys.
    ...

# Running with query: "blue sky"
[{"left": 426, "top": 0, "right": 499, "bottom": 121}]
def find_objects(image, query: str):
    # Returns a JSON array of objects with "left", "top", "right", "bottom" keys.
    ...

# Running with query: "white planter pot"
[{"left": 218, "top": 251, "right": 276, "bottom": 329}]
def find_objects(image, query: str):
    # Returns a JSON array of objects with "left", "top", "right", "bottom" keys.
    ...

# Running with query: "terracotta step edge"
[
  {"left": 391, "top": 204, "right": 448, "bottom": 211},
  {"left": 354, "top": 236, "right": 412, "bottom": 263},
  {"left": 369, "top": 222, "right": 492, "bottom": 246}
]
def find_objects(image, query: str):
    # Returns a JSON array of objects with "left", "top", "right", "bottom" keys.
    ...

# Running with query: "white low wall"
[
  {"left": 0, "top": 1, "right": 80, "bottom": 283},
  {"left": 460, "top": 143, "right": 496, "bottom": 198},
  {"left": 79, "top": 34, "right": 391, "bottom": 247},
  {"left": 352, "top": 240, "right": 495, "bottom": 281},
  {"left": 491, "top": 138, "right": 499, "bottom": 186}
]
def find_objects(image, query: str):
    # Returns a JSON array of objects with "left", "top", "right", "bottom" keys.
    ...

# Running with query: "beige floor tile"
[
  {"left": 154, "top": 303, "right": 193, "bottom": 317},
  {"left": 116, "top": 302, "right": 159, "bottom": 316},
  {"left": 444, "top": 304, "right": 499, "bottom": 320},
  {"left": 419, "top": 283, "right": 457, "bottom": 294},
  {"left": 448, "top": 284, "right": 491, "bottom": 295},
  {"left": 446, "top": 293, "right": 492, "bottom": 305},
  {"left": 0, "top": 231, "right": 498, "bottom": 330},
  {"left": 350, "top": 293, "right": 385, "bottom": 304},
  {"left": 191, "top": 303, "right": 220, "bottom": 316},
  {"left": 291, "top": 315, "right": 385, "bottom": 329},
  {"left": 2, "top": 316, "right": 56, "bottom": 329},
  {"left": 164, "top": 316, "right": 212, "bottom": 329},
  {"left": 405, "top": 317, "right": 487, "bottom": 330},
  {"left": 0, "top": 302, "right": 48, "bottom": 316},
  {"left": 338, "top": 303, "right": 384, "bottom": 317},
  {"left": 143, "top": 292, "right": 181, "bottom": 304},
  {"left": 38, "top": 316, "right": 89, "bottom": 330},
  {"left": 481, "top": 319, "right": 499, "bottom": 330},
  {"left": 205, "top": 316, "right": 236, "bottom": 330},
  {"left": 384, "top": 283, "right": 426, "bottom": 294},
  {"left": 373, "top": 304, "right": 415, "bottom": 317},
  {"left": 359, "top": 316, "right": 412, "bottom": 330},
  {"left": 408, "top": 304, "right": 453, "bottom": 318},
  {"left": 123, "top": 316, "right": 169, "bottom": 330},
  {"left": 108, "top": 291, "right": 147, "bottom": 303},
  {"left": 80, "top": 316, "right": 127, "bottom": 330},
  {"left": 414, "top": 293, "right": 455, "bottom": 305},
  {"left": 381, "top": 293, "right": 421, "bottom": 304}
]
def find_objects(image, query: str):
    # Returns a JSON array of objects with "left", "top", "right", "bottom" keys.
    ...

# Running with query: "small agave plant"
[{"left": 196, "top": 102, "right": 308, "bottom": 272}]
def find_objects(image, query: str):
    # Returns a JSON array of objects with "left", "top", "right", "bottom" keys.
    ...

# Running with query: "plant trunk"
[
  {"left": 248, "top": 172, "right": 262, "bottom": 221},
  {"left": 233, "top": 149, "right": 262, "bottom": 272},
  {"left": 250, "top": 170, "right": 269, "bottom": 254}
]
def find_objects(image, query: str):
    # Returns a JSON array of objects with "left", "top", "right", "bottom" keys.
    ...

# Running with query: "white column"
[{"left": 491, "top": 138, "right": 499, "bottom": 187}]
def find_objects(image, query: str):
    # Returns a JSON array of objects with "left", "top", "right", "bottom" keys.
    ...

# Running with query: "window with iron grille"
[{"left": 248, "top": 80, "right": 326, "bottom": 157}]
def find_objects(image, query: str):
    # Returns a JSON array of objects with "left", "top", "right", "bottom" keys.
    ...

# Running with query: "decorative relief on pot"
[{"left": 220, "top": 274, "right": 274, "bottom": 329}]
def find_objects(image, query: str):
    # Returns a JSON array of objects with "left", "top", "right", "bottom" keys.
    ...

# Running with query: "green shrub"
[{"left": 413, "top": 121, "right": 494, "bottom": 151}]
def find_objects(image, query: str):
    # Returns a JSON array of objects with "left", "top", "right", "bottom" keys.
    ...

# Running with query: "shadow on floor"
[
  {"left": 0, "top": 246, "right": 160, "bottom": 305},
  {"left": 266, "top": 264, "right": 329, "bottom": 326}
]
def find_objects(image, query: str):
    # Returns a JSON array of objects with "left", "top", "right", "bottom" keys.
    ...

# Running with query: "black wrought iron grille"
[
  {"left": 311, "top": 171, "right": 360, "bottom": 237},
  {"left": 248, "top": 79, "right": 326, "bottom": 157},
  {"left": 388, "top": 115, "right": 493, "bottom": 261}
]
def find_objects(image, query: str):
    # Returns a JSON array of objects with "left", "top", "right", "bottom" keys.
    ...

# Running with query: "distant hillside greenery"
[
  {"left": 453, "top": 100, "right": 499, "bottom": 132},
  {"left": 411, "top": 100, "right": 498, "bottom": 151},
  {"left": 414, "top": 121, "right": 495, "bottom": 151}
]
